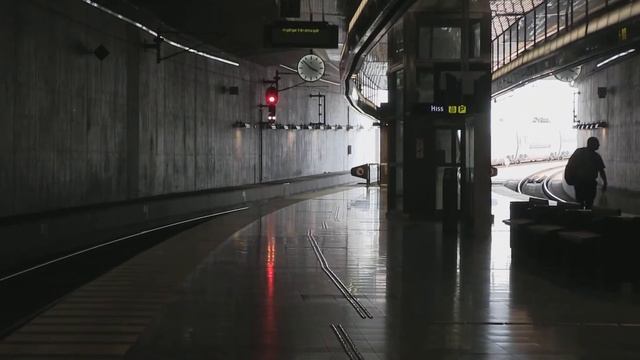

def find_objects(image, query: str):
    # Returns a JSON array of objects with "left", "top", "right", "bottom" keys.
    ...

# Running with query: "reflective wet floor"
[{"left": 3, "top": 185, "right": 640, "bottom": 359}]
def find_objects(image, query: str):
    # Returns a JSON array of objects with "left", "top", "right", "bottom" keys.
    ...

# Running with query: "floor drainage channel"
[
  {"left": 306, "top": 230, "right": 373, "bottom": 319},
  {"left": 330, "top": 323, "right": 365, "bottom": 360}
]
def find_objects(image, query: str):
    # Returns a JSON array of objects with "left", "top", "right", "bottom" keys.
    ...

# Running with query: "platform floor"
[{"left": 2, "top": 185, "right": 640, "bottom": 359}]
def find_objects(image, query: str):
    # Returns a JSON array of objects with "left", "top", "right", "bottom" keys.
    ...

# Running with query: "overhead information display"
[{"left": 266, "top": 21, "right": 339, "bottom": 48}]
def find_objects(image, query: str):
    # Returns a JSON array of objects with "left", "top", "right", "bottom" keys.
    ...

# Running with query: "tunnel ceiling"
[
  {"left": 112, "top": 0, "right": 354, "bottom": 82},
  {"left": 110, "top": 0, "right": 541, "bottom": 72}
]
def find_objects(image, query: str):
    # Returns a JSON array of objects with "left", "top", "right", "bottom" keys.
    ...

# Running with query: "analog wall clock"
[
  {"left": 554, "top": 66, "right": 582, "bottom": 82},
  {"left": 297, "top": 54, "right": 325, "bottom": 82}
]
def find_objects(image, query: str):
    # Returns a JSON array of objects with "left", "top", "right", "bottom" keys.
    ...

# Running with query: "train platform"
[{"left": 2, "top": 185, "right": 640, "bottom": 359}]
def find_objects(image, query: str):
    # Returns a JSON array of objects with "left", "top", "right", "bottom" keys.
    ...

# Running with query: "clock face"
[
  {"left": 297, "top": 54, "right": 325, "bottom": 82},
  {"left": 554, "top": 66, "right": 582, "bottom": 82}
]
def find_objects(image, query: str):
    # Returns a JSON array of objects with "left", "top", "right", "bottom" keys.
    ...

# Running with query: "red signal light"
[{"left": 265, "top": 86, "right": 279, "bottom": 105}]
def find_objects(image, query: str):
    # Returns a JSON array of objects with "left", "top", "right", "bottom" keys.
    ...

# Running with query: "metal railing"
[{"left": 492, "top": 0, "right": 628, "bottom": 72}]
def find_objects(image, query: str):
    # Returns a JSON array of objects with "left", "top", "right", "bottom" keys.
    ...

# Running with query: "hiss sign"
[{"left": 427, "top": 104, "right": 468, "bottom": 114}]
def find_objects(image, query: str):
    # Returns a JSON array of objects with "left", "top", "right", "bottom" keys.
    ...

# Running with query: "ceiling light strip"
[
  {"left": 596, "top": 48, "right": 636, "bottom": 68},
  {"left": 349, "top": 0, "right": 369, "bottom": 32},
  {"left": 80, "top": 0, "right": 239, "bottom": 67}
]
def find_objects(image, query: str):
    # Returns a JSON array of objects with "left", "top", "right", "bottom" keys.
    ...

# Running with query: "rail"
[{"left": 0, "top": 207, "right": 248, "bottom": 283}]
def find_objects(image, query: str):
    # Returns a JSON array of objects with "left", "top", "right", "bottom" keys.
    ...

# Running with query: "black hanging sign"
[{"left": 265, "top": 21, "right": 339, "bottom": 48}]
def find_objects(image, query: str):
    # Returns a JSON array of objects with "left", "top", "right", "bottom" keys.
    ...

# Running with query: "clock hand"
[{"left": 303, "top": 60, "right": 320, "bottom": 73}]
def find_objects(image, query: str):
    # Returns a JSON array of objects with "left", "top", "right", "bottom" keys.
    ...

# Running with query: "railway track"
[
  {"left": 0, "top": 207, "right": 248, "bottom": 338},
  {"left": 516, "top": 165, "right": 575, "bottom": 204}
]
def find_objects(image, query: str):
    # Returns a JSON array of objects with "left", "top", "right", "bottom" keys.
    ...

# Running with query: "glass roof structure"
[{"left": 490, "top": 0, "right": 545, "bottom": 38}]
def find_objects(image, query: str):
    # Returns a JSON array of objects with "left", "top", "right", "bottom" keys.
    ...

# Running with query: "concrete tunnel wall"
[
  {"left": 575, "top": 52, "right": 640, "bottom": 192},
  {"left": 0, "top": 0, "right": 379, "bottom": 218}
]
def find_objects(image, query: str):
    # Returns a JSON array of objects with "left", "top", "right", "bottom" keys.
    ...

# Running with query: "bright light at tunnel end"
[{"left": 81, "top": 0, "right": 239, "bottom": 67}]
